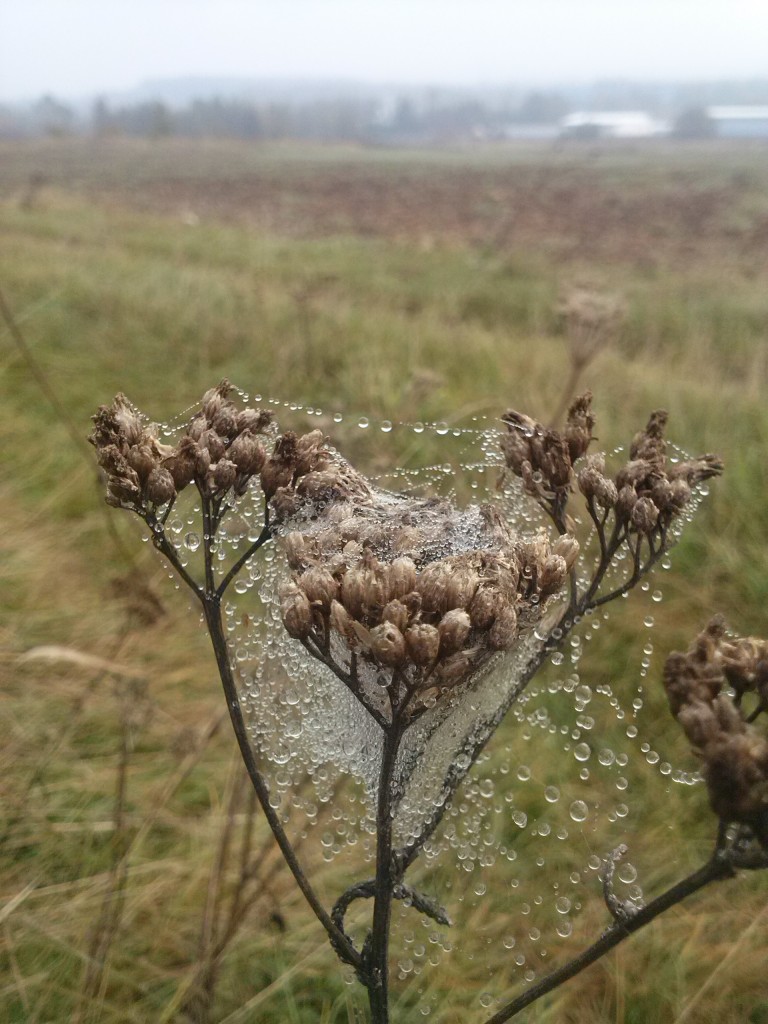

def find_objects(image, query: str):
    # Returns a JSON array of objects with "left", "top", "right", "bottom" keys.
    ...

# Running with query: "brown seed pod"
[
  {"left": 540, "top": 554, "right": 568, "bottom": 597},
  {"left": 126, "top": 443, "right": 157, "bottom": 483},
  {"left": 212, "top": 405, "right": 239, "bottom": 439},
  {"left": 369, "top": 622, "right": 407, "bottom": 667},
  {"left": 340, "top": 567, "right": 366, "bottom": 619},
  {"left": 417, "top": 561, "right": 451, "bottom": 617},
  {"left": 405, "top": 623, "right": 440, "bottom": 666},
  {"left": 445, "top": 563, "right": 479, "bottom": 610},
  {"left": 281, "top": 589, "right": 313, "bottom": 640},
  {"left": 438, "top": 608, "right": 472, "bottom": 656},
  {"left": 260, "top": 458, "right": 294, "bottom": 500},
  {"left": 202, "top": 429, "right": 226, "bottom": 463},
  {"left": 229, "top": 433, "right": 267, "bottom": 475},
  {"left": 489, "top": 603, "right": 518, "bottom": 650},
  {"left": 330, "top": 599, "right": 357, "bottom": 641},
  {"left": 299, "top": 566, "right": 338, "bottom": 611},
  {"left": 282, "top": 532, "right": 308, "bottom": 569},
  {"left": 212, "top": 458, "right": 237, "bottom": 492},
  {"left": 145, "top": 466, "right": 176, "bottom": 505},
  {"left": 382, "top": 599, "right": 409, "bottom": 633},
  {"left": 469, "top": 586, "right": 498, "bottom": 630},
  {"left": 388, "top": 557, "right": 417, "bottom": 599},
  {"left": 631, "top": 496, "right": 659, "bottom": 534},
  {"left": 552, "top": 535, "right": 580, "bottom": 572}
]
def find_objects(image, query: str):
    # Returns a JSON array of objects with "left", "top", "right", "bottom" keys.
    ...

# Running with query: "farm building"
[
  {"left": 707, "top": 106, "right": 768, "bottom": 139},
  {"left": 559, "top": 111, "right": 669, "bottom": 140}
]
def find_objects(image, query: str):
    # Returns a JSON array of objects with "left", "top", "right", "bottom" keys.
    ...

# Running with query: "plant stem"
[
  {"left": 481, "top": 849, "right": 735, "bottom": 1024},
  {"left": 367, "top": 720, "right": 404, "bottom": 1023}
]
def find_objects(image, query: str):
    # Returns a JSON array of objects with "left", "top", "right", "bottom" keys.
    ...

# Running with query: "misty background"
[{"left": 2, "top": 0, "right": 768, "bottom": 143}]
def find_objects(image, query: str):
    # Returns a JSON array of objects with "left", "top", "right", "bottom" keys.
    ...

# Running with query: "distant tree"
[
  {"left": 32, "top": 95, "right": 74, "bottom": 137},
  {"left": 517, "top": 90, "right": 569, "bottom": 123},
  {"left": 673, "top": 105, "right": 716, "bottom": 139}
]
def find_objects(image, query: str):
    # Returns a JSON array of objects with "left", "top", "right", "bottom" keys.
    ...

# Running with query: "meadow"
[{"left": 1, "top": 136, "right": 767, "bottom": 1023}]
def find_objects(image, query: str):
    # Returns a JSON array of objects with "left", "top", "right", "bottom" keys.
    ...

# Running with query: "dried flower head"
[{"left": 664, "top": 617, "right": 768, "bottom": 846}]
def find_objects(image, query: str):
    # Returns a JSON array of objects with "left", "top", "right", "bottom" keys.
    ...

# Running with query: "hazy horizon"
[{"left": 3, "top": 0, "right": 768, "bottom": 104}]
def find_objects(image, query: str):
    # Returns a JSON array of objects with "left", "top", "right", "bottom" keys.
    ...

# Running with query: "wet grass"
[{"left": 1, "top": 138, "right": 767, "bottom": 1022}]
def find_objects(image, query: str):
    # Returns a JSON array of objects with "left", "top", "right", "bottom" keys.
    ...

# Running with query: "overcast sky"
[{"left": 2, "top": 0, "right": 768, "bottom": 101}]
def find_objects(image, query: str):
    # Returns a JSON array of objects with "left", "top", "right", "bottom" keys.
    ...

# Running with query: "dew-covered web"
[{"left": 148, "top": 388, "right": 709, "bottom": 1019}]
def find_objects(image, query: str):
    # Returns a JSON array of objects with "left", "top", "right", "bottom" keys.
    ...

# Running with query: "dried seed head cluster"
[
  {"left": 578, "top": 409, "right": 723, "bottom": 539},
  {"left": 664, "top": 616, "right": 768, "bottom": 846},
  {"left": 89, "top": 382, "right": 274, "bottom": 510},
  {"left": 89, "top": 381, "right": 372, "bottom": 519},
  {"left": 502, "top": 392, "right": 723, "bottom": 554},
  {"left": 278, "top": 486, "right": 578, "bottom": 721},
  {"left": 502, "top": 392, "right": 596, "bottom": 520}
]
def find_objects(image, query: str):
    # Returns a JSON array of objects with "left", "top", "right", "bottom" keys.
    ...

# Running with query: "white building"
[
  {"left": 707, "top": 106, "right": 768, "bottom": 139},
  {"left": 559, "top": 111, "right": 669, "bottom": 140}
]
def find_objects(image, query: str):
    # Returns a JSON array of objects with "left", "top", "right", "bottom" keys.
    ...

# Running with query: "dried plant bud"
[
  {"left": 369, "top": 622, "right": 407, "bottom": 667},
  {"left": 295, "top": 429, "right": 329, "bottom": 476},
  {"left": 405, "top": 623, "right": 440, "bottom": 666},
  {"left": 445, "top": 564, "right": 479, "bottom": 610},
  {"left": 615, "top": 485, "right": 637, "bottom": 523},
  {"left": 330, "top": 599, "right": 356, "bottom": 641},
  {"left": 212, "top": 458, "right": 238, "bottom": 493},
  {"left": 469, "top": 587, "right": 498, "bottom": 630},
  {"left": 564, "top": 391, "right": 595, "bottom": 463},
  {"left": 108, "top": 470, "right": 142, "bottom": 506},
  {"left": 340, "top": 566, "right": 366, "bottom": 619},
  {"left": 488, "top": 603, "right": 518, "bottom": 650},
  {"left": 388, "top": 557, "right": 417, "bottom": 599},
  {"left": 299, "top": 566, "right": 338, "bottom": 611},
  {"left": 193, "top": 444, "right": 211, "bottom": 477},
  {"left": 164, "top": 437, "right": 197, "bottom": 489},
  {"left": 229, "top": 433, "right": 266, "bottom": 475},
  {"left": 382, "top": 599, "right": 409, "bottom": 633},
  {"left": 282, "top": 531, "right": 308, "bottom": 569},
  {"left": 280, "top": 586, "right": 313, "bottom": 640},
  {"left": 630, "top": 409, "right": 668, "bottom": 464},
  {"left": 236, "top": 408, "right": 273, "bottom": 434},
  {"left": 125, "top": 443, "right": 157, "bottom": 483},
  {"left": 630, "top": 496, "right": 659, "bottom": 534},
  {"left": 400, "top": 591, "right": 423, "bottom": 623},
  {"left": 212, "top": 405, "right": 238, "bottom": 439},
  {"left": 668, "top": 454, "right": 724, "bottom": 487},
  {"left": 417, "top": 562, "right": 452, "bottom": 616},
  {"left": 616, "top": 459, "right": 655, "bottom": 491},
  {"left": 186, "top": 415, "right": 206, "bottom": 442},
  {"left": 145, "top": 466, "right": 176, "bottom": 505},
  {"left": 202, "top": 429, "right": 226, "bottom": 464},
  {"left": 110, "top": 393, "right": 144, "bottom": 446},
  {"left": 552, "top": 535, "right": 580, "bottom": 571},
  {"left": 539, "top": 554, "right": 568, "bottom": 597},
  {"left": 438, "top": 608, "right": 472, "bottom": 656},
  {"left": 201, "top": 379, "right": 233, "bottom": 422},
  {"left": 261, "top": 458, "right": 295, "bottom": 501}
]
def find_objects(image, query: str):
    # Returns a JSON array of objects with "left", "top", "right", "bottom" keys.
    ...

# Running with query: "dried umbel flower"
[
  {"left": 664, "top": 617, "right": 768, "bottom": 846},
  {"left": 277, "top": 478, "right": 575, "bottom": 722}
]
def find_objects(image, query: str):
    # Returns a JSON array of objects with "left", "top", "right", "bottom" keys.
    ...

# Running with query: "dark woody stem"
[{"left": 366, "top": 713, "right": 407, "bottom": 1024}]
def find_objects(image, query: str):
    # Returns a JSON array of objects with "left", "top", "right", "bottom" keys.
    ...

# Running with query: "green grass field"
[{"left": 1, "top": 137, "right": 767, "bottom": 1023}]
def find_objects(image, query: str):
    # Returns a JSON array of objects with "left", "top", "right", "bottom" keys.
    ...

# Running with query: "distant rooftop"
[{"left": 708, "top": 105, "right": 768, "bottom": 120}]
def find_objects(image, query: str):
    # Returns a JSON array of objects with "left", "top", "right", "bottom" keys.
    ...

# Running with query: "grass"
[{"left": 1, "top": 136, "right": 767, "bottom": 1022}]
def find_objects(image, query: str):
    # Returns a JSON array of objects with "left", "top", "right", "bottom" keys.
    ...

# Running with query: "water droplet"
[
  {"left": 380, "top": 420, "right": 393, "bottom": 433},
  {"left": 413, "top": 422, "right": 425, "bottom": 434},
  {"left": 184, "top": 532, "right": 200, "bottom": 551},
  {"left": 652, "top": 590, "right": 663, "bottom": 603},
  {"left": 333, "top": 412, "right": 343, "bottom": 423},
  {"left": 573, "top": 742, "right": 591, "bottom": 762},
  {"left": 358, "top": 417, "right": 370, "bottom": 429},
  {"left": 555, "top": 897, "right": 571, "bottom": 914},
  {"left": 435, "top": 422, "right": 449, "bottom": 435},
  {"left": 544, "top": 786, "right": 560, "bottom": 803},
  {"left": 569, "top": 800, "right": 588, "bottom": 822}
]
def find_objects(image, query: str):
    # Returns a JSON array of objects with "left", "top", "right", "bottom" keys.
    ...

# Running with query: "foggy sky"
[{"left": 2, "top": 0, "right": 768, "bottom": 101}]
